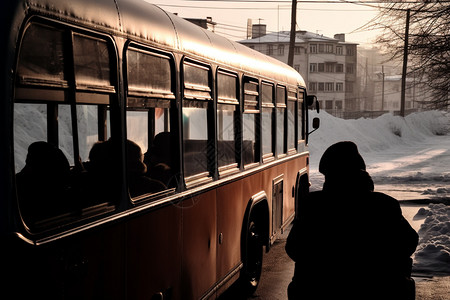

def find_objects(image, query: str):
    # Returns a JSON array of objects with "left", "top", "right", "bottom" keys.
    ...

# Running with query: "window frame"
[
  {"left": 261, "top": 81, "right": 275, "bottom": 162},
  {"left": 276, "top": 85, "right": 287, "bottom": 158},
  {"left": 242, "top": 76, "right": 260, "bottom": 169},
  {"left": 125, "top": 43, "right": 177, "bottom": 200},
  {"left": 287, "top": 88, "right": 298, "bottom": 153},
  {"left": 216, "top": 68, "right": 240, "bottom": 176},
  {"left": 182, "top": 58, "right": 214, "bottom": 187},
  {"left": 14, "top": 18, "right": 119, "bottom": 232}
]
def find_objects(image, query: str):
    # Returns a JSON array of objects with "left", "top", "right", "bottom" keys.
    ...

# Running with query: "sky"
[{"left": 148, "top": 0, "right": 384, "bottom": 47}]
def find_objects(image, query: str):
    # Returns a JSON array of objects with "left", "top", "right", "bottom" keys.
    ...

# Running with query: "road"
[
  {"left": 219, "top": 203, "right": 450, "bottom": 300},
  {"left": 218, "top": 227, "right": 294, "bottom": 300},
  {"left": 220, "top": 134, "right": 450, "bottom": 299}
]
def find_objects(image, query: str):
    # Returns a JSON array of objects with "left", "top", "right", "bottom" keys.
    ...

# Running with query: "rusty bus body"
[{"left": 1, "top": 0, "right": 315, "bottom": 298}]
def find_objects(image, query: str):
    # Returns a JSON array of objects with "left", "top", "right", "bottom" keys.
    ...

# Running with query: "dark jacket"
[{"left": 285, "top": 171, "right": 418, "bottom": 300}]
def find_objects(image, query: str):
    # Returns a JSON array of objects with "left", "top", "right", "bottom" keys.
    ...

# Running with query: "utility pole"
[
  {"left": 400, "top": 9, "right": 410, "bottom": 117},
  {"left": 288, "top": 0, "right": 297, "bottom": 67},
  {"left": 381, "top": 65, "right": 385, "bottom": 111}
]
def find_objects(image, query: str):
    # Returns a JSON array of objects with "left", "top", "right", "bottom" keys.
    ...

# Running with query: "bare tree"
[{"left": 373, "top": 1, "right": 450, "bottom": 109}]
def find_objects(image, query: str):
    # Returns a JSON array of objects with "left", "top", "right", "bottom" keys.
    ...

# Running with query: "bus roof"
[{"left": 13, "top": 0, "right": 306, "bottom": 88}]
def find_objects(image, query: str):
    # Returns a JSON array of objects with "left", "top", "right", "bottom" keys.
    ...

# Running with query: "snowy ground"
[{"left": 307, "top": 110, "right": 450, "bottom": 279}]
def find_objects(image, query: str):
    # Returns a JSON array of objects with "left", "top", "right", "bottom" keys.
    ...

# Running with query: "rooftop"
[{"left": 240, "top": 30, "right": 358, "bottom": 45}]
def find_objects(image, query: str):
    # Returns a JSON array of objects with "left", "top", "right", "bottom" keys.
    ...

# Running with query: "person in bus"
[
  {"left": 84, "top": 139, "right": 165, "bottom": 201},
  {"left": 16, "top": 141, "right": 72, "bottom": 225},
  {"left": 285, "top": 141, "right": 418, "bottom": 300},
  {"left": 126, "top": 139, "right": 166, "bottom": 197},
  {"left": 144, "top": 131, "right": 176, "bottom": 188}
]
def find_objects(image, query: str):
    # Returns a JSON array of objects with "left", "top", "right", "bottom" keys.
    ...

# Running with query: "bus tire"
[{"left": 241, "top": 216, "right": 264, "bottom": 295}]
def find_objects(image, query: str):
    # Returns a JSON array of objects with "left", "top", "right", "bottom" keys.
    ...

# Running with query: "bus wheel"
[{"left": 241, "top": 218, "right": 263, "bottom": 295}]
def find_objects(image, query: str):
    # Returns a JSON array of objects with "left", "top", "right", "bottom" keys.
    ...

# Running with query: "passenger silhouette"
[
  {"left": 126, "top": 139, "right": 165, "bottom": 198},
  {"left": 16, "top": 141, "right": 71, "bottom": 226},
  {"left": 285, "top": 141, "right": 418, "bottom": 300},
  {"left": 81, "top": 139, "right": 117, "bottom": 206},
  {"left": 144, "top": 132, "right": 176, "bottom": 188}
]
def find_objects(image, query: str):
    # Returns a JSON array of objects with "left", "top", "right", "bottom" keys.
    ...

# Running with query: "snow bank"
[
  {"left": 413, "top": 204, "right": 450, "bottom": 274},
  {"left": 308, "top": 110, "right": 450, "bottom": 166}
]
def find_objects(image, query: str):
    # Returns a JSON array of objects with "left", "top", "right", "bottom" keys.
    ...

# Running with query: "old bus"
[{"left": 1, "top": 0, "right": 319, "bottom": 298}]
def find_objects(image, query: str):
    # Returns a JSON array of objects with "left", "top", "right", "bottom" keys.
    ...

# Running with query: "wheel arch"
[{"left": 241, "top": 191, "right": 270, "bottom": 257}]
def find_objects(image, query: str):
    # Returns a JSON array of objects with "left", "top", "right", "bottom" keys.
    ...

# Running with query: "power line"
[{"left": 156, "top": 3, "right": 372, "bottom": 11}]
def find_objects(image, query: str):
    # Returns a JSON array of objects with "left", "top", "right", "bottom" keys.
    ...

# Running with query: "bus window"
[
  {"left": 276, "top": 86, "right": 287, "bottom": 157},
  {"left": 59, "top": 104, "right": 101, "bottom": 164},
  {"left": 14, "top": 22, "right": 118, "bottom": 232},
  {"left": 17, "top": 23, "right": 65, "bottom": 83},
  {"left": 182, "top": 60, "right": 213, "bottom": 183},
  {"left": 243, "top": 77, "right": 260, "bottom": 167},
  {"left": 298, "top": 92, "right": 305, "bottom": 143},
  {"left": 126, "top": 46, "right": 176, "bottom": 197},
  {"left": 287, "top": 89, "right": 297, "bottom": 152},
  {"left": 73, "top": 33, "right": 111, "bottom": 87},
  {"left": 261, "top": 82, "right": 274, "bottom": 161},
  {"left": 217, "top": 70, "right": 239, "bottom": 174}
]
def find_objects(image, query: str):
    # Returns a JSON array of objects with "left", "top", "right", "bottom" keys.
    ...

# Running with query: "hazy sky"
[{"left": 148, "top": 0, "right": 383, "bottom": 46}]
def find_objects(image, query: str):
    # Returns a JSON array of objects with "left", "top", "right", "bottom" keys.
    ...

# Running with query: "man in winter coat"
[{"left": 285, "top": 141, "right": 418, "bottom": 300}]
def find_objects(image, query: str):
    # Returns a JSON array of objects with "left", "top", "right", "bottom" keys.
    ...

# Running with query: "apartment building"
[{"left": 239, "top": 26, "right": 359, "bottom": 116}]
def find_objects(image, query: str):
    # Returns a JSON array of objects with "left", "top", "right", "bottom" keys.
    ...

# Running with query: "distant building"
[
  {"left": 373, "top": 74, "right": 430, "bottom": 114},
  {"left": 359, "top": 47, "right": 431, "bottom": 115},
  {"left": 239, "top": 25, "right": 359, "bottom": 117}
]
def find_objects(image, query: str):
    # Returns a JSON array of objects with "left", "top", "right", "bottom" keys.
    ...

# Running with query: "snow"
[
  {"left": 308, "top": 109, "right": 450, "bottom": 275},
  {"left": 414, "top": 204, "right": 450, "bottom": 274}
]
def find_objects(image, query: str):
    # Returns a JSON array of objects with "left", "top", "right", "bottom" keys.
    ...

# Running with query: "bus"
[{"left": 1, "top": 0, "right": 319, "bottom": 298}]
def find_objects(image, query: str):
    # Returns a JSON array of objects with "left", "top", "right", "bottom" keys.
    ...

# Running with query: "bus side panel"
[
  {"left": 262, "top": 164, "right": 283, "bottom": 237},
  {"left": 283, "top": 156, "right": 306, "bottom": 225},
  {"left": 181, "top": 190, "right": 217, "bottom": 299},
  {"left": 216, "top": 180, "right": 245, "bottom": 282},
  {"left": 7, "top": 223, "right": 126, "bottom": 299},
  {"left": 126, "top": 204, "right": 182, "bottom": 299}
]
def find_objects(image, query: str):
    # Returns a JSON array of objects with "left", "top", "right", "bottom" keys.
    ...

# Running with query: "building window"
[
  {"left": 326, "top": 44, "right": 333, "bottom": 53},
  {"left": 325, "top": 63, "right": 334, "bottom": 73},
  {"left": 318, "top": 63, "right": 324, "bottom": 72},
  {"left": 318, "top": 44, "right": 324, "bottom": 53},
  {"left": 346, "top": 46, "right": 355, "bottom": 56},
  {"left": 268, "top": 44, "right": 273, "bottom": 55},
  {"left": 309, "top": 82, "right": 317, "bottom": 91},
  {"left": 309, "top": 63, "right": 317, "bottom": 73},
  {"left": 336, "top": 46, "right": 343, "bottom": 55},
  {"left": 310, "top": 44, "right": 317, "bottom": 53},
  {"left": 336, "top": 64, "right": 344, "bottom": 73},
  {"left": 294, "top": 65, "right": 300, "bottom": 72},
  {"left": 336, "top": 82, "right": 344, "bottom": 92},
  {"left": 335, "top": 100, "right": 343, "bottom": 110},
  {"left": 325, "top": 100, "right": 333, "bottom": 109},
  {"left": 325, "top": 82, "right": 334, "bottom": 92},
  {"left": 278, "top": 44, "right": 285, "bottom": 56},
  {"left": 318, "top": 82, "right": 325, "bottom": 91},
  {"left": 294, "top": 46, "right": 302, "bottom": 54}
]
